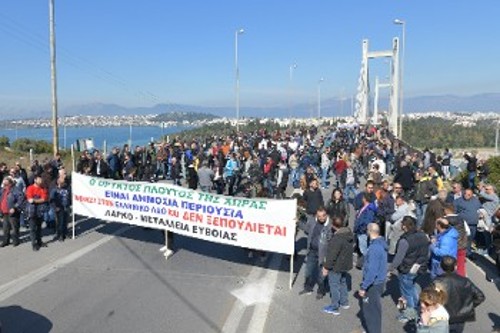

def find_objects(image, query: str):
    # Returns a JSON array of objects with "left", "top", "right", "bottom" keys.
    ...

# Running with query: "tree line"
[{"left": 402, "top": 117, "right": 497, "bottom": 149}]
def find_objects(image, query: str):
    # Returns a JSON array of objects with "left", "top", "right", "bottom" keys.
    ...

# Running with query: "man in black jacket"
[
  {"left": 321, "top": 216, "right": 354, "bottom": 315},
  {"left": 389, "top": 216, "right": 429, "bottom": 323},
  {"left": 393, "top": 160, "right": 414, "bottom": 194},
  {"left": 299, "top": 207, "right": 330, "bottom": 297},
  {"left": 433, "top": 255, "right": 485, "bottom": 333},
  {"left": 303, "top": 179, "right": 324, "bottom": 222}
]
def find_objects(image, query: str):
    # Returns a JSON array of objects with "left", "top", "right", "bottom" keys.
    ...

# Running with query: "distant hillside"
[
  {"left": 153, "top": 111, "right": 219, "bottom": 122},
  {"left": 1, "top": 93, "right": 500, "bottom": 120}
]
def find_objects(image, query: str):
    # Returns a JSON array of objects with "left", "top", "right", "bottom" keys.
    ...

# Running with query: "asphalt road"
[{"left": 0, "top": 182, "right": 499, "bottom": 333}]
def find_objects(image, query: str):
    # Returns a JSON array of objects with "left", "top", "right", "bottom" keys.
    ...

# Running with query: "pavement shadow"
[
  {"left": 114, "top": 236, "right": 222, "bottom": 332},
  {"left": 490, "top": 313, "right": 500, "bottom": 331},
  {"left": 18, "top": 216, "right": 107, "bottom": 244},
  {"left": 97, "top": 223, "right": 306, "bottom": 272},
  {"left": 290, "top": 254, "right": 306, "bottom": 287},
  {"left": 382, "top": 274, "right": 400, "bottom": 305},
  {"left": 294, "top": 236, "right": 308, "bottom": 254},
  {"left": 354, "top": 292, "right": 367, "bottom": 333},
  {"left": 0, "top": 305, "right": 52, "bottom": 333},
  {"left": 469, "top": 254, "right": 499, "bottom": 282},
  {"left": 100, "top": 225, "right": 258, "bottom": 267}
]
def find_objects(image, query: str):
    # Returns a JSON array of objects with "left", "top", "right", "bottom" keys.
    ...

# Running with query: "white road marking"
[
  {"left": 0, "top": 225, "right": 132, "bottom": 303},
  {"left": 246, "top": 254, "right": 282, "bottom": 333},
  {"left": 221, "top": 253, "right": 283, "bottom": 333}
]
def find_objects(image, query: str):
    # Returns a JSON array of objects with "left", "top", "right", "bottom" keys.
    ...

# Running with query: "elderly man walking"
[{"left": 358, "top": 223, "right": 388, "bottom": 333}]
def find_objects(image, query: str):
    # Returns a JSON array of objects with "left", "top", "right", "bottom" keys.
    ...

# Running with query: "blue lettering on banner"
[{"left": 180, "top": 201, "right": 243, "bottom": 219}]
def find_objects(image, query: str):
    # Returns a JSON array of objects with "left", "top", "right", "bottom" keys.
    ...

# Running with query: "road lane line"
[
  {"left": 245, "top": 253, "right": 282, "bottom": 333},
  {"left": 0, "top": 225, "right": 132, "bottom": 303},
  {"left": 221, "top": 253, "right": 283, "bottom": 333}
]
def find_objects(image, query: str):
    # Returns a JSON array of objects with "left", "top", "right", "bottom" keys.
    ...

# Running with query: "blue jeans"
[
  {"left": 358, "top": 233, "right": 368, "bottom": 256},
  {"left": 430, "top": 259, "right": 443, "bottom": 279},
  {"left": 415, "top": 202, "right": 427, "bottom": 229},
  {"left": 304, "top": 251, "right": 320, "bottom": 291},
  {"left": 468, "top": 171, "right": 476, "bottom": 189},
  {"left": 321, "top": 167, "right": 329, "bottom": 188},
  {"left": 328, "top": 271, "right": 349, "bottom": 309},
  {"left": 362, "top": 283, "right": 384, "bottom": 333},
  {"left": 467, "top": 224, "right": 477, "bottom": 256},
  {"left": 290, "top": 168, "right": 299, "bottom": 188},
  {"left": 44, "top": 208, "right": 56, "bottom": 229},
  {"left": 55, "top": 209, "right": 69, "bottom": 239},
  {"left": 398, "top": 273, "right": 418, "bottom": 310},
  {"left": 344, "top": 184, "right": 357, "bottom": 203}
]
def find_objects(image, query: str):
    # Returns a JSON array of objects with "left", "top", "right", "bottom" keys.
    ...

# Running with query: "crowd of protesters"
[
  {"left": 289, "top": 125, "right": 495, "bottom": 333},
  {"left": 0, "top": 153, "right": 70, "bottom": 250},
  {"left": 2, "top": 122, "right": 500, "bottom": 332}
]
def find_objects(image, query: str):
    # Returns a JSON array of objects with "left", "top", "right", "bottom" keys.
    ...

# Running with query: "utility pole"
[
  {"left": 235, "top": 28, "right": 244, "bottom": 133},
  {"left": 49, "top": 0, "right": 59, "bottom": 155}
]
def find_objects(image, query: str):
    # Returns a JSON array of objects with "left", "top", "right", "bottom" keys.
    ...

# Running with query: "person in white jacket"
[
  {"left": 320, "top": 148, "right": 331, "bottom": 190},
  {"left": 387, "top": 195, "right": 411, "bottom": 255}
]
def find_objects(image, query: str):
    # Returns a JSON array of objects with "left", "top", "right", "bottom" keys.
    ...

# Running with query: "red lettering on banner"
[
  {"left": 97, "top": 198, "right": 114, "bottom": 206},
  {"left": 75, "top": 195, "right": 96, "bottom": 203},
  {"left": 168, "top": 209, "right": 179, "bottom": 217},
  {"left": 182, "top": 212, "right": 203, "bottom": 223}
]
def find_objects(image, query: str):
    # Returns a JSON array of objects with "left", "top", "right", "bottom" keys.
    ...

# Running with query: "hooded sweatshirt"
[{"left": 361, "top": 236, "right": 388, "bottom": 290}]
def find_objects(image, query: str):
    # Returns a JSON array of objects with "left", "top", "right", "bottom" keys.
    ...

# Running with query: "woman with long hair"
[{"left": 326, "top": 188, "right": 349, "bottom": 227}]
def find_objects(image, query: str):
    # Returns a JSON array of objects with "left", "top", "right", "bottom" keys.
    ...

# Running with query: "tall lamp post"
[
  {"left": 235, "top": 28, "right": 244, "bottom": 133},
  {"left": 394, "top": 18, "right": 406, "bottom": 139},
  {"left": 289, "top": 62, "right": 298, "bottom": 119},
  {"left": 49, "top": 0, "right": 59, "bottom": 155},
  {"left": 317, "top": 78, "right": 324, "bottom": 119}
]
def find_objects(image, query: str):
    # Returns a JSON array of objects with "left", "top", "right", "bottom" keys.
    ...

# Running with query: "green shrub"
[
  {"left": 11, "top": 138, "right": 53, "bottom": 154},
  {"left": 0, "top": 136, "right": 10, "bottom": 147},
  {"left": 486, "top": 155, "right": 500, "bottom": 190}
]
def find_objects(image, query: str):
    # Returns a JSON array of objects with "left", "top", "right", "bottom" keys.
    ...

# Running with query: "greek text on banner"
[{"left": 72, "top": 173, "right": 297, "bottom": 255}]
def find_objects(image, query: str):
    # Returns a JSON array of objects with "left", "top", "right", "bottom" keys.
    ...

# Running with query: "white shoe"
[
  {"left": 164, "top": 249, "right": 174, "bottom": 259},
  {"left": 159, "top": 245, "right": 168, "bottom": 252}
]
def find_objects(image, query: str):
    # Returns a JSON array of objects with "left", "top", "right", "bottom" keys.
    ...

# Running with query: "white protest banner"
[{"left": 72, "top": 173, "right": 297, "bottom": 255}]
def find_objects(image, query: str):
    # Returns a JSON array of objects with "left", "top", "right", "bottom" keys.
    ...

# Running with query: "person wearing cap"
[
  {"left": 25, "top": 175, "right": 49, "bottom": 251},
  {"left": 0, "top": 177, "right": 25, "bottom": 247}
]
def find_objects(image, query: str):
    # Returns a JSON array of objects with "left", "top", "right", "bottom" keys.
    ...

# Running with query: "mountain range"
[{"left": 1, "top": 93, "right": 500, "bottom": 120}]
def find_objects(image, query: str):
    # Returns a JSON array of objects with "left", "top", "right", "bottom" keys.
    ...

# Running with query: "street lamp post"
[
  {"left": 289, "top": 63, "right": 297, "bottom": 119},
  {"left": 49, "top": 0, "right": 59, "bottom": 155},
  {"left": 394, "top": 18, "right": 406, "bottom": 139},
  {"left": 317, "top": 78, "right": 324, "bottom": 119},
  {"left": 235, "top": 28, "right": 244, "bottom": 133}
]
